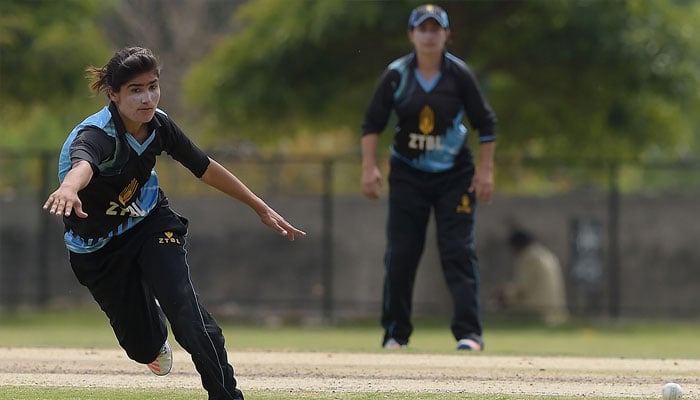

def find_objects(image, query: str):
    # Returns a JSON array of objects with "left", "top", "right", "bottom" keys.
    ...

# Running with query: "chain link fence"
[{"left": 2, "top": 149, "right": 700, "bottom": 321}]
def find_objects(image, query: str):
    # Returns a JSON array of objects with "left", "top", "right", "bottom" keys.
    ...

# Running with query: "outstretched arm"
[
  {"left": 43, "top": 160, "right": 92, "bottom": 218},
  {"left": 200, "top": 158, "right": 306, "bottom": 241}
]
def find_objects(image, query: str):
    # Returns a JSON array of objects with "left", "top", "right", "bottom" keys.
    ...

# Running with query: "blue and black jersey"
[
  {"left": 362, "top": 51, "right": 496, "bottom": 172},
  {"left": 58, "top": 102, "right": 210, "bottom": 253}
]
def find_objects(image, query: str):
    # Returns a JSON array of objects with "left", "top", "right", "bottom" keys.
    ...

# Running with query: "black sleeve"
[
  {"left": 158, "top": 115, "right": 211, "bottom": 178},
  {"left": 70, "top": 127, "right": 116, "bottom": 176},
  {"left": 361, "top": 69, "right": 400, "bottom": 135},
  {"left": 456, "top": 64, "right": 497, "bottom": 143}
]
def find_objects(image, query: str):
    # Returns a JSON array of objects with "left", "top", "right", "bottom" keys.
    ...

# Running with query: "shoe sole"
[{"left": 148, "top": 342, "right": 173, "bottom": 376}]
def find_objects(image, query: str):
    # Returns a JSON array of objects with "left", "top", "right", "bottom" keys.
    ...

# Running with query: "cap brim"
[{"left": 411, "top": 14, "right": 448, "bottom": 28}]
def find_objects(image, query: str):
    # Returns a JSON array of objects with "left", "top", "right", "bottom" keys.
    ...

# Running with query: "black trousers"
[
  {"left": 381, "top": 158, "right": 483, "bottom": 346},
  {"left": 70, "top": 205, "right": 244, "bottom": 400}
]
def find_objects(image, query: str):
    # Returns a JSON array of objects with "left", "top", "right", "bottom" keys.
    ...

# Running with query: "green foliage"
[
  {"left": 184, "top": 0, "right": 413, "bottom": 143},
  {"left": 478, "top": 0, "right": 700, "bottom": 161},
  {"left": 185, "top": 0, "right": 700, "bottom": 161},
  {"left": 0, "top": 0, "right": 115, "bottom": 150},
  {"left": 3, "top": 0, "right": 700, "bottom": 167}
]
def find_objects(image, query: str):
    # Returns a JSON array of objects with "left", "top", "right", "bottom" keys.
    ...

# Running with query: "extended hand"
[
  {"left": 43, "top": 187, "right": 88, "bottom": 218},
  {"left": 469, "top": 168, "right": 494, "bottom": 204},
  {"left": 361, "top": 166, "right": 383, "bottom": 200},
  {"left": 259, "top": 207, "right": 306, "bottom": 241}
]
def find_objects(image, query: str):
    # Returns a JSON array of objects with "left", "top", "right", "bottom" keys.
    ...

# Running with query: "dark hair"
[
  {"left": 509, "top": 229, "right": 534, "bottom": 251},
  {"left": 85, "top": 47, "right": 161, "bottom": 94}
]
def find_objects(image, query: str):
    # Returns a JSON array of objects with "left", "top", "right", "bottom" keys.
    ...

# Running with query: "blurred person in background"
[
  {"left": 494, "top": 228, "right": 569, "bottom": 326},
  {"left": 360, "top": 4, "right": 497, "bottom": 351},
  {"left": 43, "top": 46, "right": 305, "bottom": 400}
]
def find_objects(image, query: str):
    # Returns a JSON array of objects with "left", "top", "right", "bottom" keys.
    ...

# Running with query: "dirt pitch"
[{"left": 1, "top": 347, "right": 699, "bottom": 398}]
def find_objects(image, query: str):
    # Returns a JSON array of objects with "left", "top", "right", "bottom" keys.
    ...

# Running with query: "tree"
[
  {"left": 470, "top": 0, "right": 700, "bottom": 160},
  {"left": 0, "top": 0, "right": 114, "bottom": 149},
  {"left": 184, "top": 0, "right": 700, "bottom": 161},
  {"left": 0, "top": 0, "right": 242, "bottom": 149},
  {"left": 185, "top": 0, "right": 409, "bottom": 144},
  {"left": 100, "top": 0, "right": 244, "bottom": 117}
]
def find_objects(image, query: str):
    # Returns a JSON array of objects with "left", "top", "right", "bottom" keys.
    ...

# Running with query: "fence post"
[
  {"left": 0, "top": 227, "right": 20, "bottom": 313},
  {"left": 321, "top": 159, "right": 334, "bottom": 323},
  {"left": 607, "top": 162, "right": 621, "bottom": 318},
  {"left": 37, "top": 151, "right": 52, "bottom": 308}
]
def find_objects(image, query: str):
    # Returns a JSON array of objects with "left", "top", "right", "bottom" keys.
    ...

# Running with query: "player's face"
[
  {"left": 109, "top": 71, "right": 160, "bottom": 131},
  {"left": 409, "top": 19, "right": 450, "bottom": 55}
]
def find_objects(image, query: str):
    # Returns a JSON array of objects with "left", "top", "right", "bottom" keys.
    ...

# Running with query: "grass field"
[
  {"left": 2, "top": 307, "right": 699, "bottom": 358},
  {"left": 1, "top": 308, "right": 699, "bottom": 399}
]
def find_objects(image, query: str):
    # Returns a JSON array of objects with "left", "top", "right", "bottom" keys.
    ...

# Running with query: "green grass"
[
  {"left": 2, "top": 308, "right": 698, "bottom": 359},
  {"left": 1, "top": 308, "right": 698, "bottom": 400},
  {"left": 228, "top": 319, "right": 700, "bottom": 358},
  {"left": 0, "top": 387, "right": 205, "bottom": 400}
]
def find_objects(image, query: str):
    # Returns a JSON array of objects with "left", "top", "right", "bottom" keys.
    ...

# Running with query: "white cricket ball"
[{"left": 662, "top": 382, "right": 683, "bottom": 400}]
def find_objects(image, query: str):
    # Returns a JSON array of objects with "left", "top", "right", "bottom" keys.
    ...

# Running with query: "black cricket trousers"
[
  {"left": 69, "top": 205, "right": 244, "bottom": 400},
  {"left": 381, "top": 158, "right": 483, "bottom": 346}
]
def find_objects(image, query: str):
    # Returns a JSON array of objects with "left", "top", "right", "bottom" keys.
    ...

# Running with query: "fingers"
[
  {"left": 362, "top": 180, "right": 382, "bottom": 200},
  {"left": 468, "top": 174, "right": 478, "bottom": 194},
  {"left": 469, "top": 185, "right": 490, "bottom": 203},
  {"left": 468, "top": 175, "right": 494, "bottom": 204},
  {"left": 276, "top": 220, "right": 306, "bottom": 241},
  {"left": 362, "top": 189, "right": 380, "bottom": 200},
  {"left": 44, "top": 196, "right": 68, "bottom": 216},
  {"left": 286, "top": 225, "right": 307, "bottom": 241},
  {"left": 477, "top": 180, "right": 494, "bottom": 204},
  {"left": 44, "top": 194, "right": 87, "bottom": 217},
  {"left": 73, "top": 204, "right": 89, "bottom": 218},
  {"left": 477, "top": 187, "right": 493, "bottom": 204},
  {"left": 361, "top": 170, "right": 383, "bottom": 200},
  {"left": 262, "top": 210, "right": 306, "bottom": 241},
  {"left": 55, "top": 199, "right": 71, "bottom": 216}
]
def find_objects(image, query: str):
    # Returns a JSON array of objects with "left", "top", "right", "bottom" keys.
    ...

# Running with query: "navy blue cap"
[{"left": 408, "top": 4, "right": 449, "bottom": 29}]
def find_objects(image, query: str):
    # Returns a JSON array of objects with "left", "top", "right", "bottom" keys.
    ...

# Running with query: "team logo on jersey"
[
  {"left": 408, "top": 105, "right": 443, "bottom": 151},
  {"left": 106, "top": 201, "right": 148, "bottom": 217},
  {"left": 105, "top": 178, "right": 146, "bottom": 217},
  {"left": 119, "top": 178, "right": 139, "bottom": 205},
  {"left": 456, "top": 194, "right": 472, "bottom": 214},
  {"left": 419, "top": 105, "right": 434, "bottom": 135},
  {"left": 158, "top": 231, "right": 181, "bottom": 245}
]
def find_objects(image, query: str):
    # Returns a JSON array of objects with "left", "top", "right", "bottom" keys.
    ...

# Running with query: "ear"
[
  {"left": 107, "top": 88, "right": 117, "bottom": 102},
  {"left": 445, "top": 29, "right": 451, "bottom": 40}
]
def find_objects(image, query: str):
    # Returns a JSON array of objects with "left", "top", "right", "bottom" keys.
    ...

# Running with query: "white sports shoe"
[
  {"left": 456, "top": 338, "right": 482, "bottom": 351},
  {"left": 147, "top": 340, "right": 173, "bottom": 376},
  {"left": 383, "top": 338, "right": 407, "bottom": 349}
]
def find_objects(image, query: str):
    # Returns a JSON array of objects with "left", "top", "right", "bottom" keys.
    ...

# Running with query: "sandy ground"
[{"left": 1, "top": 347, "right": 699, "bottom": 398}]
